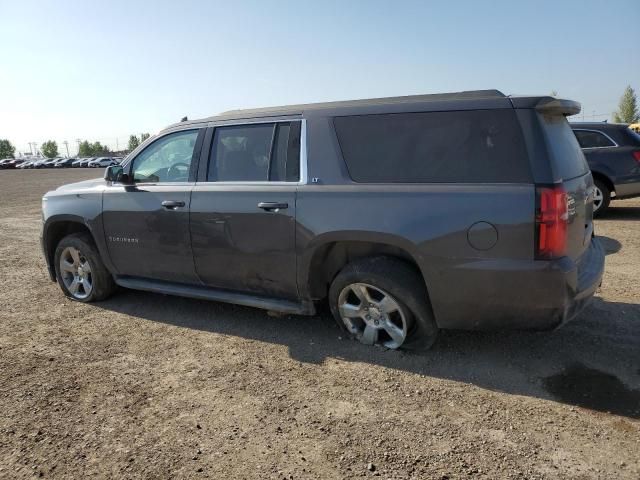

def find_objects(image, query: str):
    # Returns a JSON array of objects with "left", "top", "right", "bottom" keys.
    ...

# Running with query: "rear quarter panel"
[{"left": 296, "top": 184, "right": 536, "bottom": 329}]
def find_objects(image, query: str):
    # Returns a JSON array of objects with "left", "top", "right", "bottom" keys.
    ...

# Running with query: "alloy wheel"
[
  {"left": 593, "top": 186, "right": 603, "bottom": 212},
  {"left": 59, "top": 246, "right": 93, "bottom": 299},
  {"left": 337, "top": 283, "right": 408, "bottom": 349}
]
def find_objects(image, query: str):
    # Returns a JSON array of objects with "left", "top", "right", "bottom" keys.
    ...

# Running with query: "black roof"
[
  {"left": 163, "top": 90, "right": 580, "bottom": 132},
  {"left": 218, "top": 89, "right": 506, "bottom": 116}
]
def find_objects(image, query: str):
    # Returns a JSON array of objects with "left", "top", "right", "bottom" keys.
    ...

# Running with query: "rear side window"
[
  {"left": 541, "top": 115, "right": 589, "bottom": 180},
  {"left": 333, "top": 110, "right": 531, "bottom": 183},
  {"left": 573, "top": 129, "right": 616, "bottom": 148},
  {"left": 207, "top": 122, "right": 300, "bottom": 182}
]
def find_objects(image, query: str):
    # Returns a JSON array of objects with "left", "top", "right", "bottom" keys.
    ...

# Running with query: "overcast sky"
[{"left": 1, "top": 0, "right": 639, "bottom": 155}]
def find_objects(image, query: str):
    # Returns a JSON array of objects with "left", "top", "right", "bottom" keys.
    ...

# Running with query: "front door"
[
  {"left": 102, "top": 128, "right": 203, "bottom": 284},
  {"left": 190, "top": 121, "right": 301, "bottom": 299}
]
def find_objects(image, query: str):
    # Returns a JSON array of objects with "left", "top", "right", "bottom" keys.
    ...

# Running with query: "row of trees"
[
  {"left": 128, "top": 133, "right": 151, "bottom": 151},
  {"left": 77, "top": 140, "right": 111, "bottom": 157},
  {"left": 0, "top": 132, "right": 153, "bottom": 159},
  {"left": 40, "top": 140, "right": 116, "bottom": 158}
]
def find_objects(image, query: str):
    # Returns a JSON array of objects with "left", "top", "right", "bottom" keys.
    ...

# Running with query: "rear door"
[
  {"left": 190, "top": 120, "right": 302, "bottom": 299},
  {"left": 540, "top": 115, "right": 593, "bottom": 259}
]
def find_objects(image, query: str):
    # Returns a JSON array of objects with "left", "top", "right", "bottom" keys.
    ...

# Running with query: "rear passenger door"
[{"left": 190, "top": 120, "right": 302, "bottom": 299}]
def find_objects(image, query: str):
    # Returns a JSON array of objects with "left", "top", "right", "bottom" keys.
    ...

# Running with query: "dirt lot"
[{"left": 0, "top": 169, "right": 638, "bottom": 479}]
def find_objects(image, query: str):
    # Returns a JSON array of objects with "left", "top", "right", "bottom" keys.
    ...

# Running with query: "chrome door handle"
[
  {"left": 162, "top": 200, "right": 185, "bottom": 210},
  {"left": 258, "top": 202, "right": 288, "bottom": 212}
]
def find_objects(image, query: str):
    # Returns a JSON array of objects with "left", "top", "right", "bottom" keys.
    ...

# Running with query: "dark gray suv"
[
  {"left": 41, "top": 90, "right": 605, "bottom": 351},
  {"left": 570, "top": 122, "right": 640, "bottom": 215}
]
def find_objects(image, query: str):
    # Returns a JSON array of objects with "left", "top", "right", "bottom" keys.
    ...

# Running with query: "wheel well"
[
  {"left": 307, "top": 241, "right": 424, "bottom": 300},
  {"left": 45, "top": 221, "right": 92, "bottom": 270},
  {"left": 592, "top": 172, "right": 615, "bottom": 195}
]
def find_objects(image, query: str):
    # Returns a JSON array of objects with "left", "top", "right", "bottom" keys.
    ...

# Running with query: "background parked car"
[
  {"left": 30, "top": 159, "right": 49, "bottom": 168},
  {"left": 1, "top": 159, "right": 27, "bottom": 169},
  {"left": 88, "top": 157, "right": 117, "bottom": 168},
  {"left": 54, "top": 158, "right": 77, "bottom": 168},
  {"left": 570, "top": 122, "right": 640, "bottom": 215},
  {"left": 35, "top": 158, "right": 61, "bottom": 168},
  {"left": 17, "top": 160, "right": 34, "bottom": 169},
  {"left": 78, "top": 157, "right": 95, "bottom": 167}
]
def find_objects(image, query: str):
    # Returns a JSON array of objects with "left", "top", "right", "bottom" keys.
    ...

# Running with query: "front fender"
[{"left": 41, "top": 192, "right": 114, "bottom": 280}]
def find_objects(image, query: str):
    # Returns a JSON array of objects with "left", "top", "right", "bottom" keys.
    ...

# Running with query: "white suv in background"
[{"left": 88, "top": 157, "right": 117, "bottom": 168}]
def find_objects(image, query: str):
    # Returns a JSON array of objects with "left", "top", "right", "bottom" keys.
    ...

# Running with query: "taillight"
[
  {"left": 536, "top": 185, "right": 568, "bottom": 259},
  {"left": 632, "top": 150, "right": 640, "bottom": 163}
]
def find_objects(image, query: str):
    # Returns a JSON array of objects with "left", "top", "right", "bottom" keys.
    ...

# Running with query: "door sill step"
[{"left": 113, "top": 276, "right": 315, "bottom": 315}]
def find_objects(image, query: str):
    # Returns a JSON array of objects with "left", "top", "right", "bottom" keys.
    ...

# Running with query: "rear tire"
[
  {"left": 593, "top": 179, "right": 611, "bottom": 217},
  {"left": 54, "top": 233, "right": 116, "bottom": 302},
  {"left": 329, "top": 256, "right": 438, "bottom": 351}
]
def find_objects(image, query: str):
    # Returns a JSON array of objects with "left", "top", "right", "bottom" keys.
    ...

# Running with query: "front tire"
[
  {"left": 329, "top": 256, "right": 438, "bottom": 351},
  {"left": 54, "top": 233, "right": 115, "bottom": 302},
  {"left": 593, "top": 179, "right": 611, "bottom": 217}
]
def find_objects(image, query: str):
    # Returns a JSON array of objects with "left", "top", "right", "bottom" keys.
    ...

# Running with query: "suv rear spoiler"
[
  {"left": 509, "top": 96, "right": 581, "bottom": 116},
  {"left": 535, "top": 98, "right": 581, "bottom": 116}
]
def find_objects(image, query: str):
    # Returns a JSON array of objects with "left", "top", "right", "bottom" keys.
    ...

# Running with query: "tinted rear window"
[
  {"left": 334, "top": 109, "right": 531, "bottom": 183},
  {"left": 541, "top": 115, "right": 589, "bottom": 180}
]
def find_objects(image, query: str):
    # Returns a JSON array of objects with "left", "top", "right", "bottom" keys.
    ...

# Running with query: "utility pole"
[
  {"left": 63, "top": 141, "right": 70, "bottom": 157},
  {"left": 28, "top": 143, "right": 33, "bottom": 155}
]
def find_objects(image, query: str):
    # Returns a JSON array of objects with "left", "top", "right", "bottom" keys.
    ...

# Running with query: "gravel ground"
[{"left": 0, "top": 169, "right": 638, "bottom": 479}]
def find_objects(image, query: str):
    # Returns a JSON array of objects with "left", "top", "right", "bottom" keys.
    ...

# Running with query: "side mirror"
[{"left": 104, "top": 165, "right": 128, "bottom": 183}]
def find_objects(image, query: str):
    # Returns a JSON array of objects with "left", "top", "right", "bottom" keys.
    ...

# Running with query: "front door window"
[{"left": 131, "top": 130, "right": 199, "bottom": 183}]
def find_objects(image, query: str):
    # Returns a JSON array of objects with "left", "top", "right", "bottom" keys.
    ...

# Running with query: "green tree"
[
  {"left": 140, "top": 133, "right": 150, "bottom": 142},
  {"left": 612, "top": 85, "right": 639, "bottom": 123},
  {"left": 128, "top": 135, "right": 140, "bottom": 151},
  {"left": 91, "top": 141, "right": 110, "bottom": 155},
  {"left": 0, "top": 139, "right": 15, "bottom": 159},
  {"left": 77, "top": 140, "right": 111, "bottom": 156},
  {"left": 78, "top": 140, "right": 92, "bottom": 156},
  {"left": 41, "top": 140, "right": 59, "bottom": 158}
]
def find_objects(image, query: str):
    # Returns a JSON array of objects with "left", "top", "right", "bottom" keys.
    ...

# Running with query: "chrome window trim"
[
  {"left": 119, "top": 182, "right": 195, "bottom": 188},
  {"left": 300, "top": 118, "right": 308, "bottom": 184},
  {"left": 573, "top": 128, "right": 618, "bottom": 149},
  {"left": 201, "top": 117, "right": 308, "bottom": 185}
]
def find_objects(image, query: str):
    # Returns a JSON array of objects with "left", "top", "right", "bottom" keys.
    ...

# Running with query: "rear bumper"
[
  {"left": 429, "top": 237, "right": 605, "bottom": 330},
  {"left": 559, "top": 236, "right": 604, "bottom": 325},
  {"left": 614, "top": 179, "right": 640, "bottom": 199}
]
